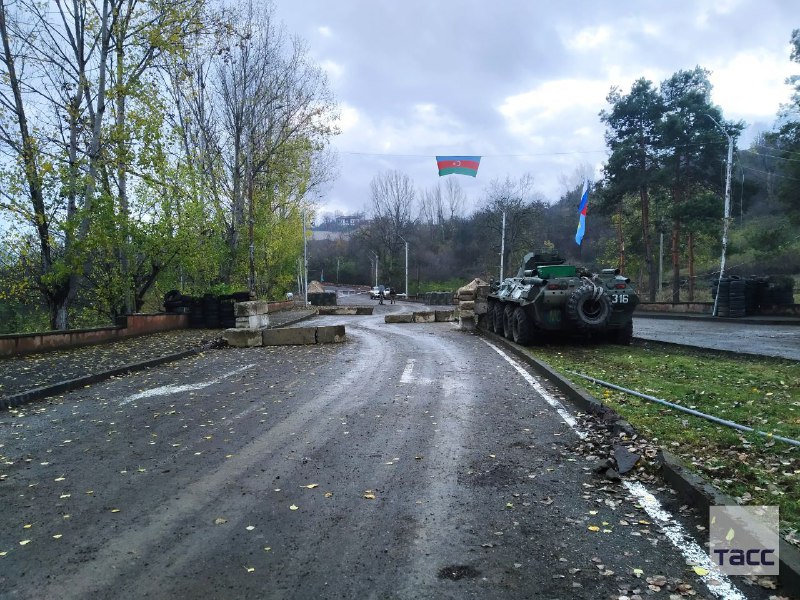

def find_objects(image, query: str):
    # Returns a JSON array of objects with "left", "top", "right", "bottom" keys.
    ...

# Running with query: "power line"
[
  {"left": 739, "top": 164, "right": 800, "bottom": 182},
  {"left": 740, "top": 148, "right": 800, "bottom": 163}
]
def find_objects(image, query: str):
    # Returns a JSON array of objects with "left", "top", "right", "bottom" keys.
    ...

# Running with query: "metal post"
[
  {"left": 405, "top": 240, "right": 409, "bottom": 298},
  {"left": 706, "top": 115, "right": 733, "bottom": 317},
  {"left": 303, "top": 209, "right": 308, "bottom": 306},
  {"left": 500, "top": 211, "right": 506, "bottom": 281},
  {"left": 370, "top": 250, "right": 378, "bottom": 287},
  {"left": 658, "top": 231, "right": 663, "bottom": 297}
]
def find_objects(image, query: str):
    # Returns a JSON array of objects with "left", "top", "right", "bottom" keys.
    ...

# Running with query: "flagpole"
[{"left": 500, "top": 211, "right": 506, "bottom": 281}]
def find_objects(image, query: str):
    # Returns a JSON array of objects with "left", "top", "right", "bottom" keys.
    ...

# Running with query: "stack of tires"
[
  {"left": 309, "top": 291, "right": 337, "bottom": 306},
  {"left": 220, "top": 297, "right": 236, "bottom": 329},
  {"left": 728, "top": 277, "right": 746, "bottom": 318},
  {"left": 163, "top": 290, "right": 191, "bottom": 313},
  {"left": 713, "top": 278, "right": 731, "bottom": 317},
  {"left": 203, "top": 293, "right": 220, "bottom": 328},
  {"left": 188, "top": 297, "right": 205, "bottom": 327}
]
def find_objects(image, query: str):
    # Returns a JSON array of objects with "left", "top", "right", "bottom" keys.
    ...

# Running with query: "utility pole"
[
  {"left": 399, "top": 235, "right": 409, "bottom": 298},
  {"left": 302, "top": 209, "right": 308, "bottom": 306},
  {"left": 370, "top": 250, "right": 378, "bottom": 286},
  {"left": 706, "top": 114, "right": 734, "bottom": 317}
]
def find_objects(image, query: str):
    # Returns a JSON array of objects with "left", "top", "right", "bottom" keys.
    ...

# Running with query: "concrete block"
[
  {"left": 459, "top": 316, "right": 476, "bottom": 331},
  {"left": 262, "top": 327, "right": 316, "bottom": 346},
  {"left": 458, "top": 291, "right": 476, "bottom": 301},
  {"left": 234, "top": 300, "right": 269, "bottom": 317},
  {"left": 385, "top": 314, "right": 413, "bottom": 323},
  {"left": 355, "top": 306, "right": 374, "bottom": 315},
  {"left": 413, "top": 311, "right": 435, "bottom": 323},
  {"left": 316, "top": 325, "right": 346, "bottom": 343},
  {"left": 236, "top": 314, "right": 269, "bottom": 329},
  {"left": 459, "top": 300, "right": 475, "bottom": 311},
  {"left": 459, "top": 309, "right": 475, "bottom": 319},
  {"left": 474, "top": 299, "right": 488, "bottom": 315},
  {"left": 476, "top": 285, "right": 490, "bottom": 300},
  {"left": 223, "top": 328, "right": 263, "bottom": 347},
  {"left": 434, "top": 310, "right": 454, "bottom": 322}
]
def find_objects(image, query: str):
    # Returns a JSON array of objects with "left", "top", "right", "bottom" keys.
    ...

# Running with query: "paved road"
[
  {"left": 633, "top": 316, "right": 800, "bottom": 361},
  {"left": 0, "top": 298, "right": 778, "bottom": 599}
]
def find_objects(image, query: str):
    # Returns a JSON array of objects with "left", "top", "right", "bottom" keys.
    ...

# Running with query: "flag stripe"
[
  {"left": 438, "top": 166, "right": 479, "bottom": 177},
  {"left": 436, "top": 159, "right": 481, "bottom": 171},
  {"left": 575, "top": 179, "right": 589, "bottom": 245}
]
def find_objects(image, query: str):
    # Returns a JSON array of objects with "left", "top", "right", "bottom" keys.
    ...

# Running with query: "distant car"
[{"left": 369, "top": 286, "right": 384, "bottom": 299}]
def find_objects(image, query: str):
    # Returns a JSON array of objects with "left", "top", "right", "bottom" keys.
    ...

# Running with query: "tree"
[{"left": 600, "top": 79, "right": 665, "bottom": 301}]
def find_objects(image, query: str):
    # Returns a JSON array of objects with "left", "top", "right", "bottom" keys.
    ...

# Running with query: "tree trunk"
[
  {"left": 671, "top": 218, "right": 681, "bottom": 303},
  {"left": 640, "top": 186, "right": 657, "bottom": 301},
  {"left": 687, "top": 231, "right": 695, "bottom": 301}
]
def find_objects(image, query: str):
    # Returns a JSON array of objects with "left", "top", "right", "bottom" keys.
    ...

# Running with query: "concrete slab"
[
  {"left": 434, "top": 310, "right": 454, "bottom": 322},
  {"left": 316, "top": 325, "right": 346, "bottom": 343},
  {"left": 234, "top": 300, "right": 270, "bottom": 317},
  {"left": 385, "top": 314, "right": 413, "bottom": 323},
  {"left": 413, "top": 311, "right": 435, "bottom": 323},
  {"left": 262, "top": 328, "right": 316, "bottom": 346},
  {"left": 223, "top": 328, "right": 263, "bottom": 347}
]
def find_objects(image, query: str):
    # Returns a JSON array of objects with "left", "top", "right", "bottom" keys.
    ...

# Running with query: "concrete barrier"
[
  {"left": 434, "top": 310, "right": 454, "bottom": 322},
  {"left": 413, "top": 311, "right": 435, "bottom": 323},
  {"left": 317, "top": 306, "right": 374, "bottom": 316},
  {"left": 385, "top": 314, "right": 413, "bottom": 323},
  {"left": 223, "top": 328, "right": 264, "bottom": 347},
  {"left": 316, "top": 325, "right": 346, "bottom": 343}
]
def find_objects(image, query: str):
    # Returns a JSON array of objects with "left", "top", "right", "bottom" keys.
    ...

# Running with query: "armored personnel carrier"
[{"left": 486, "top": 249, "right": 639, "bottom": 345}]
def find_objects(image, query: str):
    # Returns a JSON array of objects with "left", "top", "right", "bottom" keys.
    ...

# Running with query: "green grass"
[{"left": 523, "top": 342, "right": 800, "bottom": 539}]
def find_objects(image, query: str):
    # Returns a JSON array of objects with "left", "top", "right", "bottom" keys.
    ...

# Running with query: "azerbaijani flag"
[
  {"left": 574, "top": 179, "right": 589, "bottom": 245},
  {"left": 436, "top": 155, "right": 481, "bottom": 177}
]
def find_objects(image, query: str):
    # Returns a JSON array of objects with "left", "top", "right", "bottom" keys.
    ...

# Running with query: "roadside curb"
[
  {"left": 0, "top": 312, "right": 319, "bottom": 412},
  {"left": 0, "top": 349, "right": 201, "bottom": 412},
  {"left": 481, "top": 329, "right": 800, "bottom": 597},
  {"left": 635, "top": 312, "right": 800, "bottom": 326}
]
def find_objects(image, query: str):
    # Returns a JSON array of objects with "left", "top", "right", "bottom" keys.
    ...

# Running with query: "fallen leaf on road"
[
  {"left": 245, "top": 567, "right": 255, "bottom": 573},
  {"left": 263, "top": 547, "right": 271, "bottom": 552},
  {"left": 363, "top": 491, "right": 376, "bottom": 500},
  {"left": 324, "top": 492, "right": 333, "bottom": 498},
  {"left": 588, "top": 526, "right": 600, "bottom": 532},
  {"left": 52, "top": 534, "right": 62, "bottom": 539},
  {"left": 110, "top": 508, "right": 120, "bottom": 513},
  {"left": 54, "top": 476, "right": 65, "bottom": 482},
  {"left": 60, "top": 494, "right": 70, "bottom": 499},
  {"left": 692, "top": 566, "right": 709, "bottom": 576},
  {"left": 289, "top": 504, "right": 299, "bottom": 510},
  {"left": 246, "top": 526, "right": 255, "bottom": 531},
  {"left": 214, "top": 517, "right": 227, "bottom": 525},
  {"left": 300, "top": 484, "right": 318, "bottom": 489},
  {"left": 505, "top": 503, "right": 514, "bottom": 509},
  {"left": 19, "top": 540, "right": 30, "bottom": 546},
  {"left": 0, "top": 551, "right": 7, "bottom": 556},
  {"left": 415, "top": 456, "right": 423, "bottom": 460},
  {"left": 23, "top": 524, "right": 31, "bottom": 529},
  {"left": 86, "top": 490, "right": 94, "bottom": 495}
]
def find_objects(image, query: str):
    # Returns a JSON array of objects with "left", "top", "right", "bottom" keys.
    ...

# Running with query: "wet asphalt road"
[
  {"left": 0, "top": 298, "right": 781, "bottom": 599},
  {"left": 633, "top": 317, "right": 800, "bottom": 361}
]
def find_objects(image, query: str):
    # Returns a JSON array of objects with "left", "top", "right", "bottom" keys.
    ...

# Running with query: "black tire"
[
  {"left": 512, "top": 307, "right": 535, "bottom": 345},
  {"left": 565, "top": 284, "right": 612, "bottom": 329},
  {"left": 502, "top": 304, "right": 515, "bottom": 339},
  {"left": 611, "top": 319, "right": 633, "bottom": 345},
  {"left": 493, "top": 302, "right": 505, "bottom": 333},
  {"left": 486, "top": 301, "right": 496, "bottom": 332}
]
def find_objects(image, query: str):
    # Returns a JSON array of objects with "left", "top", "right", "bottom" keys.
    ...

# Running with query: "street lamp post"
[
  {"left": 399, "top": 235, "right": 409, "bottom": 298},
  {"left": 302, "top": 209, "right": 308, "bottom": 306},
  {"left": 705, "top": 115, "right": 733, "bottom": 317},
  {"left": 370, "top": 250, "right": 378, "bottom": 287}
]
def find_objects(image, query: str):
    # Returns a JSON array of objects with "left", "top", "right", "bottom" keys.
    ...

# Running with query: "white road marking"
[
  {"left": 120, "top": 364, "right": 256, "bottom": 405},
  {"left": 483, "top": 340, "right": 584, "bottom": 437},
  {"left": 399, "top": 358, "right": 433, "bottom": 385},
  {"left": 400, "top": 358, "right": 416, "bottom": 383},
  {"left": 482, "top": 338, "right": 748, "bottom": 600}
]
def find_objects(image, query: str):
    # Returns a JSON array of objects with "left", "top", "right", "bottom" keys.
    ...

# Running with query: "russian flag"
[
  {"left": 436, "top": 155, "right": 481, "bottom": 177},
  {"left": 575, "top": 179, "right": 589, "bottom": 245}
]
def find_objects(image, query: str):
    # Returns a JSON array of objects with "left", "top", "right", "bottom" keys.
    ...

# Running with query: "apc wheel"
[
  {"left": 611, "top": 319, "right": 633, "bottom": 345},
  {"left": 512, "top": 307, "right": 535, "bottom": 345},
  {"left": 566, "top": 284, "right": 612, "bottom": 329},
  {"left": 502, "top": 304, "right": 515, "bottom": 339},
  {"left": 486, "top": 301, "right": 497, "bottom": 332},
  {"left": 493, "top": 302, "right": 505, "bottom": 333}
]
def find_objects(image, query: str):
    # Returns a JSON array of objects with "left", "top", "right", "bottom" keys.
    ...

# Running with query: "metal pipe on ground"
[{"left": 568, "top": 370, "right": 800, "bottom": 448}]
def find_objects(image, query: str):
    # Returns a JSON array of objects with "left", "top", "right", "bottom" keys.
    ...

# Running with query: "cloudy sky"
[{"left": 275, "top": 1, "right": 798, "bottom": 217}]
